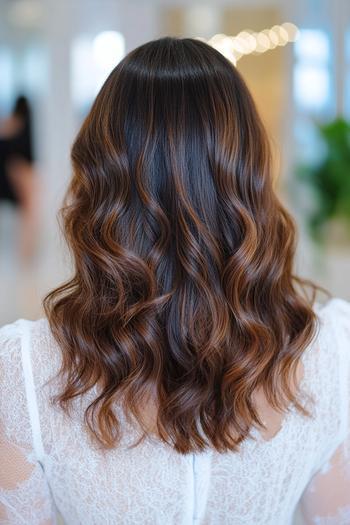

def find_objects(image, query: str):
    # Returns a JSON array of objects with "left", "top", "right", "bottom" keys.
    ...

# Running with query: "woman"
[
  {"left": 0, "top": 95, "right": 39, "bottom": 261},
  {"left": 0, "top": 37, "right": 349, "bottom": 525}
]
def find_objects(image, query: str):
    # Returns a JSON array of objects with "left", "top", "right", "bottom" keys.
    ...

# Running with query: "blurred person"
[
  {"left": 0, "top": 95, "right": 39, "bottom": 262},
  {"left": 0, "top": 37, "right": 349, "bottom": 525}
]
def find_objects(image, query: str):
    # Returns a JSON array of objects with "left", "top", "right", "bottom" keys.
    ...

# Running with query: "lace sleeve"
[
  {"left": 0, "top": 320, "right": 56, "bottom": 525},
  {"left": 299, "top": 299, "right": 350, "bottom": 525}
]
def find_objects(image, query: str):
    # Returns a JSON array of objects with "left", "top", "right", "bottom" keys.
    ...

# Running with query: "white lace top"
[{"left": 0, "top": 297, "right": 349, "bottom": 525}]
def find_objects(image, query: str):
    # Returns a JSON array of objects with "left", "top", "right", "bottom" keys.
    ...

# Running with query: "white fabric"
[
  {"left": 0, "top": 297, "right": 349, "bottom": 525},
  {"left": 20, "top": 321, "right": 45, "bottom": 468}
]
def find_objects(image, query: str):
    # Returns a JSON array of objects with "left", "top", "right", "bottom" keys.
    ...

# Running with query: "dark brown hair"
[{"left": 44, "top": 36, "right": 318, "bottom": 454}]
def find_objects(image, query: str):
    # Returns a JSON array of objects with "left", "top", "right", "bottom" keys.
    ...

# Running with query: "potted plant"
[{"left": 298, "top": 117, "right": 350, "bottom": 244}]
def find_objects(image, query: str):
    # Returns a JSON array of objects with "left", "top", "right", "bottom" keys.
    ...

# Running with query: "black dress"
[{"left": 0, "top": 121, "right": 33, "bottom": 205}]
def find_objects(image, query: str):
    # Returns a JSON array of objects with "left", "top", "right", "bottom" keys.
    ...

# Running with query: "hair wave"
[{"left": 44, "top": 37, "right": 319, "bottom": 454}]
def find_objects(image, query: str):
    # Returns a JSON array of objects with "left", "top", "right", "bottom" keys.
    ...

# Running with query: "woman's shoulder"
[
  {"left": 313, "top": 297, "right": 350, "bottom": 352},
  {"left": 0, "top": 317, "right": 59, "bottom": 379},
  {"left": 307, "top": 297, "right": 350, "bottom": 431},
  {"left": 315, "top": 295, "right": 350, "bottom": 320},
  {"left": 306, "top": 297, "right": 350, "bottom": 379},
  {"left": 304, "top": 297, "right": 350, "bottom": 466},
  {"left": 0, "top": 317, "right": 48, "bottom": 351}
]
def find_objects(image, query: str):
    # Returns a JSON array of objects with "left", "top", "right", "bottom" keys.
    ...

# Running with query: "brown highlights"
[{"left": 44, "top": 37, "right": 318, "bottom": 454}]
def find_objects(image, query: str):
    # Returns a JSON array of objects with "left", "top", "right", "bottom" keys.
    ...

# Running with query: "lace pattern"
[{"left": 0, "top": 298, "right": 349, "bottom": 524}]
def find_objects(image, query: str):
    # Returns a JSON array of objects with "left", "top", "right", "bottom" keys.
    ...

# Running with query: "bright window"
[
  {"left": 71, "top": 31, "right": 125, "bottom": 115},
  {"left": 294, "top": 63, "right": 330, "bottom": 111},
  {"left": 293, "top": 29, "right": 331, "bottom": 114}
]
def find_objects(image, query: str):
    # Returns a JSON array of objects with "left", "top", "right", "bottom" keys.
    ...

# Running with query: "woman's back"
[
  {"left": 1, "top": 37, "right": 349, "bottom": 524},
  {"left": 0, "top": 297, "right": 349, "bottom": 524}
]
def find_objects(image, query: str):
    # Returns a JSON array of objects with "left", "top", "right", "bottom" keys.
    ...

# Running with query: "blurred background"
[{"left": 1, "top": 0, "right": 350, "bottom": 326}]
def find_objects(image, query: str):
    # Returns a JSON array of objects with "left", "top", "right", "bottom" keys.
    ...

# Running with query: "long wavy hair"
[{"left": 44, "top": 36, "right": 319, "bottom": 454}]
